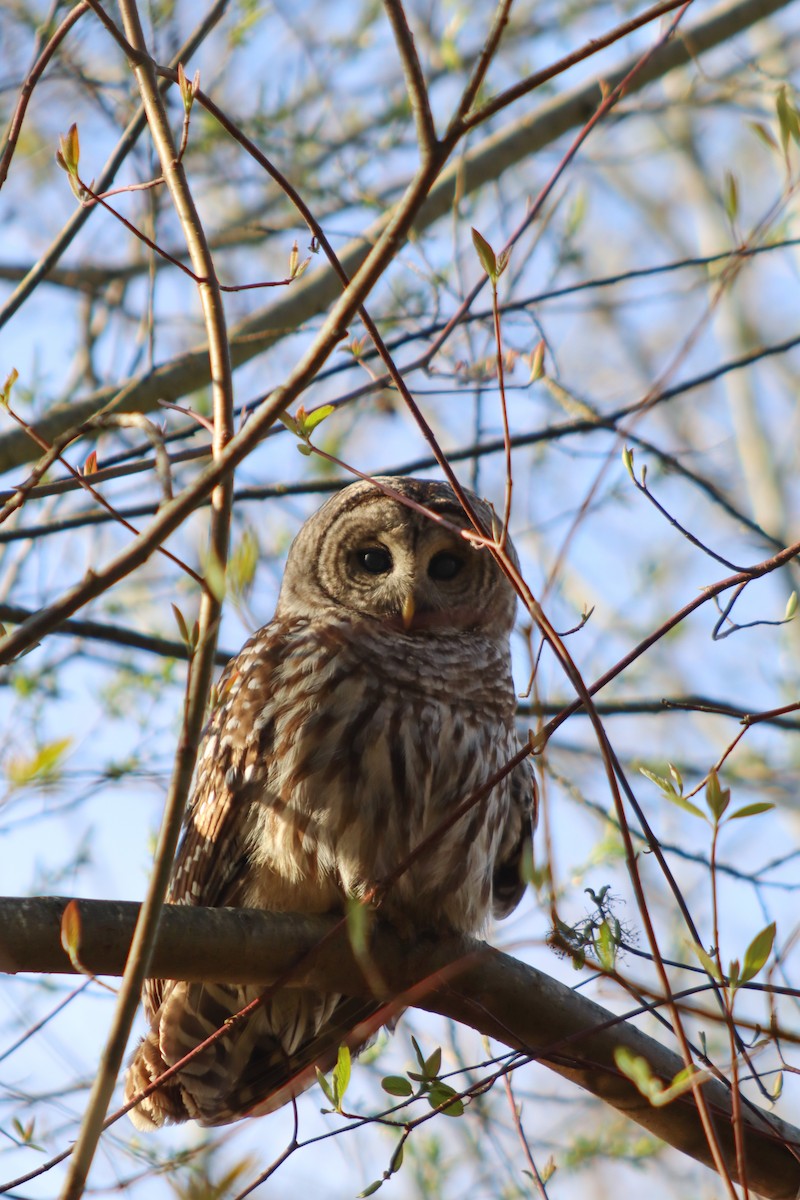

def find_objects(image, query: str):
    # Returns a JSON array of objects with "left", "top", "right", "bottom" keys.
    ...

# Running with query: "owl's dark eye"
[
  {"left": 355, "top": 547, "right": 393, "bottom": 575},
  {"left": 428, "top": 551, "right": 464, "bottom": 581}
]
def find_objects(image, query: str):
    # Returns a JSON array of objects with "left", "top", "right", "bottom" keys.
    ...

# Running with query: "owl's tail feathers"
[
  {"left": 125, "top": 1026, "right": 192, "bottom": 1130},
  {"left": 124, "top": 981, "right": 392, "bottom": 1129}
]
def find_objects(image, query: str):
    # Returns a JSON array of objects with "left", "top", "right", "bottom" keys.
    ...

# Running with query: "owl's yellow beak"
[{"left": 400, "top": 592, "right": 415, "bottom": 630}]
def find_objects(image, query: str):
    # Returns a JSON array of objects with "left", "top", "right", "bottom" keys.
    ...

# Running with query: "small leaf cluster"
[
  {"left": 358, "top": 1041, "right": 466, "bottom": 1198},
  {"left": 6, "top": 736, "right": 72, "bottom": 788},
  {"left": 172, "top": 604, "right": 200, "bottom": 656},
  {"left": 381, "top": 1037, "right": 465, "bottom": 1117},
  {"left": 177, "top": 63, "right": 201, "bottom": 114},
  {"left": 549, "top": 884, "right": 625, "bottom": 971},
  {"left": 288, "top": 240, "right": 310, "bottom": 281},
  {"left": 9, "top": 1116, "right": 43, "bottom": 1153},
  {"left": 639, "top": 765, "right": 774, "bottom": 827},
  {"left": 471, "top": 227, "right": 510, "bottom": 284},
  {"left": 55, "top": 123, "right": 90, "bottom": 200},
  {"left": 746, "top": 84, "right": 800, "bottom": 172},
  {"left": 622, "top": 445, "right": 647, "bottom": 486},
  {"left": 278, "top": 404, "right": 335, "bottom": 455}
]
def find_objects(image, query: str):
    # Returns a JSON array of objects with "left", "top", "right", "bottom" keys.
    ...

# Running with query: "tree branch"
[{"left": 1, "top": 897, "right": 798, "bottom": 1200}]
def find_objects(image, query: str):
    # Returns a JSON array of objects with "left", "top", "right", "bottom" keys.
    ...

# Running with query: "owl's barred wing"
[
  {"left": 492, "top": 756, "right": 536, "bottom": 920},
  {"left": 167, "top": 625, "right": 286, "bottom": 910},
  {"left": 131, "top": 624, "right": 306, "bottom": 1125}
]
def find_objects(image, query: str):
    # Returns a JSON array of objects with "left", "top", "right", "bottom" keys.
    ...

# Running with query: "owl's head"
[{"left": 277, "top": 477, "right": 519, "bottom": 636}]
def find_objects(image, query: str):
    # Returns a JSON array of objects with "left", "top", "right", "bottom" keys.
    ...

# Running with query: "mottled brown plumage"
[{"left": 125, "top": 477, "right": 535, "bottom": 1129}]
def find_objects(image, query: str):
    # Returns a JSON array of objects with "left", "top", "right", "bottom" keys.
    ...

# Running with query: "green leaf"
[
  {"left": 527, "top": 339, "right": 546, "bottom": 383},
  {"left": 303, "top": 403, "right": 335, "bottom": 434},
  {"left": 382, "top": 1075, "right": 413, "bottom": 1097},
  {"left": 784, "top": 591, "right": 797, "bottom": 621},
  {"left": 749, "top": 120, "right": 779, "bottom": 152},
  {"left": 358, "top": 1181, "right": 383, "bottom": 1197},
  {"left": 564, "top": 187, "right": 587, "bottom": 239},
  {"left": 315, "top": 1066, "right": 334, "bottom": 1106},
  {"left": 613, "top": 1049, "right": 658, "bottom": 1101},
  {"left": 471, "top": 227, "right": 497, "bottom": 280},
  {"left": 411, "top": 1036, "right": 426, "bottom": 1071},
  {"left": 668, "top": 793, "right": 706, "bottom": 819},
  {"left": 705, "top": 770, "right": 730, "bottom": 822},
  {"left": 423, "top": 1047, "right": 442, "bottom": 1079},
  {"left": 639, "top": 766, "right": 674, "bottom": 795},
  {"left": 622, "top": 446, "right": 635, "bottom": 480},
  {"left": 595, "top": 920, "right": 617, "bottom": 972},
  {"left": 427, "top": 1083, "right": 464, "bottom": 1117},
  {"left": 728, "top": 802, "right": 775, "bottom": 820},
  {"left": 332, "top": 1044, "right": 351, "bottom": 1109},
  {"left": 776, "top": 85, "right": 800, "bottom": 155},
  {"left": 1, "top": 367, "right": 18, "bottom": 408},
  {"left": 57, "top": 123, "right": 80, "bottom": 174},
  {"left": 690, "top": 941, "right": 722, "bottom": 982},
  {"left": 276, "top": 410, "right": 299, "bottom": 436},
  {"left": 614, "top": 1049, "right": 707, "bottom": 1107},
  {"left": 723, "top": 171, "right": 738, "bottom": 222},
  {"left": 740, "top": 922, "right": 776, "bottom": 985},
  {"left": 495, "top": 247, "right": 511, "bottom": 277}
]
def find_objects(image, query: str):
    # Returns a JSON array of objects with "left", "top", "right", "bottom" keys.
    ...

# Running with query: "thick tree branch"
[{"left": 1, "top": 897, "right": 798, "bottom": 1199}]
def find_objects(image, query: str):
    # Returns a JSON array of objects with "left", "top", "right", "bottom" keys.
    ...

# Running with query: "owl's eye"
[
  {"left": 428, "top": 551, "right": 464, "bottom": 581},
  {"left": 355, "top": 547, "right": 393, "bottom": 575}
]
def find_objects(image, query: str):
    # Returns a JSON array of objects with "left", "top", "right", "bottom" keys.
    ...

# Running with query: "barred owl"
[{"left": 125, "top": 476, "right": 534, "bottom": 1129}]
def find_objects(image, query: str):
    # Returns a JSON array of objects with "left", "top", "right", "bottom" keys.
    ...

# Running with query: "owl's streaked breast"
[{"left": 231, "top": 615, "right": 518, "bottom": 931}]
